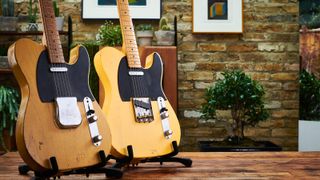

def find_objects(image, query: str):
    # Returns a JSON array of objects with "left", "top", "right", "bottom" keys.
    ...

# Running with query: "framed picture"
[
  {"left": 192, "top": 0, "right": 243, "bottom": 33},
  {"left": 82, "top": 0, "right": 162, "bottom": 20}
]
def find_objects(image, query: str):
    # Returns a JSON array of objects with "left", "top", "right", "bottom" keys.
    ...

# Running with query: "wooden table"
[{"left": 1, "top": 152, "right": 320, "bottom": 179}]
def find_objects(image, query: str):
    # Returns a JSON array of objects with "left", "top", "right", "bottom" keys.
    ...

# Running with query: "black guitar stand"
[
  {"left": 18, "top": 150, "right": 123, "bottom": 179},
  {"left": 111, "top": 141, "right": 192, "bottom": 169}
]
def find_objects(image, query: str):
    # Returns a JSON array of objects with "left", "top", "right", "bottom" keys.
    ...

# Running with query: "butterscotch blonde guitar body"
[
  {"left": 94, "top": 47, "right": 181, "bottom": 159},
  {"left": 8, "top": 39, "right": 111, "bottom": 172}
]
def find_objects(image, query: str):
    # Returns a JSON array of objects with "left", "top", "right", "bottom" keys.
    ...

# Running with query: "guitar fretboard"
[
  {"left": 117, "top": 0, "right": 141, "bottom": 68},
  {"left": 39, "top": 0, "right": 65, "bottom": 64}
]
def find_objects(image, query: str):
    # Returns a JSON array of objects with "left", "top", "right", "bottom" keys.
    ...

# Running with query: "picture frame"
[
  {"left": 192, "top": 0, "right": 243, "bottom": 34},
  {"left": 82, "top": 0, "right": 162, "bottom": 20}
]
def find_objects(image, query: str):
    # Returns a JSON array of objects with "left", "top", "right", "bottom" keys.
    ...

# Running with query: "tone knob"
[
  {"left": 92, "top": 135, "right": 103, "bottom": 143},
  {"left": 88, "top": 115, "right": 98, "bottom": 123}
]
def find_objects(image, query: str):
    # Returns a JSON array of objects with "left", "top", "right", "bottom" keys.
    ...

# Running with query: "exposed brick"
[
  {"left": 271, "top": 110, "right": 299, "bottom": 118},
  {"left": 272, "top": 128, "right": 298, "bottom": 137},
  {"left": 186, "top": 72, "right": 214, "bottom": 80},
  {"left": 258, "top": 43, "right": 286, "bottom": 52},
  {"left": 227, "top": 43, "right": 258, "bottom": 52},
  {"left": 179, "top": 42, "right": 197, "bottom": 51},
  {"left": 178, "top": 62, "right": 196, "bottom": 72},
  {"left": 178, "top": 81, "right": 193, "bottom": 90},
  {"left": 271, "top": 73, "right": 298, "bottom": 81},
  {"left": 196, "top": 62, "right": 225, "bottom": 71},
  {"left": 195, "top": 82, "right": 214, "bottom": 89},
  {"left": 198, "top": 43, "right": 227, "bottom": 52},
  {"left": 282, "top": 101, "right": 299, "bottom": 109}
]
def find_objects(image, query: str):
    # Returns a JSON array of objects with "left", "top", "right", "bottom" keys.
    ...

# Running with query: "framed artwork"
[
  {"left": 192, "top": 0, "right": 243, "bottom": 33},
  {"left": 82, "top": 0, "right": 162, "bottom": 20}
]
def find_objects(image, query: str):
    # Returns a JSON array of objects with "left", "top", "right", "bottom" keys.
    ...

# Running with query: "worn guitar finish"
[
  {"left": 8, "top": 0, "right": 111, "bottom": 172},
  {"left": 94, "top": 0, "right": 181, "bottom": 159}
]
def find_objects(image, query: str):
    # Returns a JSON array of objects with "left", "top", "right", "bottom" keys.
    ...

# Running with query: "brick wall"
[{"left": 13, "top": 0, "right": 299, "bottom": 151}]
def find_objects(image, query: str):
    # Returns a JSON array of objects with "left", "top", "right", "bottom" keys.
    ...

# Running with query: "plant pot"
[
  {"left": 0, "top": 16, "right": 18, "bottom": 31},
  {"left": 0, "top": 56, "right": 9, "bottom": 69},
  {"left": 199, "top": 139, "right": 282, "bottom": 152},
  {"left": 299, "top": 120, "right": 320, "bottom": 151},
  {"left": 27, "top": 23, "right": 38, "bottom": 32},
  {"left": 136, "top": 31, "right": 153, "bottom": 46},
  {"left": 55, "top": 17, "right": 64, "bottom": 31},
  {"left": 155, "top": 30, "right": 175, "bottom": 46},
  {"left": 0, "top": 129, "right": 16, "bottom": 152}
]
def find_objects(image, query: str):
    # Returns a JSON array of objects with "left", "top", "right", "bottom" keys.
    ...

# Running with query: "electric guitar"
[
  {"left": 8, "top": 0, "right": 111, "bottom": 172},
  {"left": 94, "top": 0, "right": 181, "bottom": 159}
]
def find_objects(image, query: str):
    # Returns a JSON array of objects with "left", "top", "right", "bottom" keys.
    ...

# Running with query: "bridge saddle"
[{"left": 132, "top": 97, "right": 154, "bottom": 123}]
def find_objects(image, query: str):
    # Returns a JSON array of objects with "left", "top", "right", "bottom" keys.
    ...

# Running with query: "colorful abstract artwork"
[
  {"left": 208, "top": 0, "right": 228, "bottom": 20},
  {"left": 98, "top": 0, "right": 147, "bottom": 6}
]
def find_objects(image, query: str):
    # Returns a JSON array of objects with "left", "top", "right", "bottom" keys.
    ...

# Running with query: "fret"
[
  {"left": 116, "top": 0, "right": 142, "bottom": 68},
  {"left": 39, "top": 0, "right": 65, "bottom": 64}
]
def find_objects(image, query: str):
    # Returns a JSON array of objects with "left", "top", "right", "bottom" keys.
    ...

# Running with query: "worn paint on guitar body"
[
  {"left": 8, "top": 39, "right": 111, "bottom": 172},
  {"left": 94, "top": 46, "right": 181, "bottom": 158}
]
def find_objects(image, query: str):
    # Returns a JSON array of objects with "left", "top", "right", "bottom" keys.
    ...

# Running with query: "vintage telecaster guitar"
[
  {"left": 8, "top": 0, "right": 111, "bottom": 172},
  {"left": 94, "top": 0, "right": 181, "bottom": 159}
]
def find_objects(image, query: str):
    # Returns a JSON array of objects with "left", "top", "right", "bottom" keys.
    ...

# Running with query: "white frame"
[
  {"left": 82, "top": 0, "right": 162, "bottom": 20},
  {"left": 193, "top": 0, "right": 243, "bottom": 33}
]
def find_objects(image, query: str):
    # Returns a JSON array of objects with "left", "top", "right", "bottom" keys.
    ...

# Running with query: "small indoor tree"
[
  {"left": 299, "top": 70, "right": 320, "bottom": 120},
  {"left": 201, "top": 70, "right": 269, "bottom": 143}
]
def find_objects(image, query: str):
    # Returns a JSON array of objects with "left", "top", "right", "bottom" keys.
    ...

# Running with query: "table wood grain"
[{"left": 1, "top": 152, "right": 320, "bottom": 179}]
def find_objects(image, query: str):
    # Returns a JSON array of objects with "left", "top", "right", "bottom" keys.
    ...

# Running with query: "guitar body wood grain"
[
  {"left": 8, "top": 39, "right": 111, "bottom": 172},
  {"left": 94, "top": 46, "right": 181, "bottom": 159}
]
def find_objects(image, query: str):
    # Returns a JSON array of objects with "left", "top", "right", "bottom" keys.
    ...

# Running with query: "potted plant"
[
  {"left": 53, "top": 0, "right": 64, "bottom": 31},
  {"left": 299, "top": 70, "right": 320, "bottom": 151},
  {"left": 200, "top": 70, "right": 277, "bottom": 151},
  {"left": 136, "top": 24, "right": 153, "bottom": 46},
  {"left": 27, "top": 0, "right": 38, "bottom": 31},
  {"left": 0, "top": 86, "right": 19, "bottom": 154},
  {"left": 96, "top": 21, "right": 123, "bottom": 47},
  {"left": 154, "top": 17, "right": 175, "bottom": 46},
  {"left": 0, "top": 0, "right": 18, "bottom": 31}
]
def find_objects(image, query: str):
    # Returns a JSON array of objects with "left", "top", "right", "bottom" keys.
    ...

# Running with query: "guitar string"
[
  {"left": 42, "top": 0, "right": 73, "bottom": 98},
  {"left": 40, "top": 1, "right": 61, "bottom": 98}
]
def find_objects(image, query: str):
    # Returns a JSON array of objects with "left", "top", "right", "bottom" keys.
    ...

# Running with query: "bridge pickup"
[
  {"left": 157, "top": 97, "right": 173, "bottom": 139},
  {"left": 55, "top": 97, "right": 82, "bottom": 128},
  {"left": 132, "top": 98, "right": 154, "bottom": 123},
  {"left": 84, "top": 97, "right": 102, "bottom": 147}
]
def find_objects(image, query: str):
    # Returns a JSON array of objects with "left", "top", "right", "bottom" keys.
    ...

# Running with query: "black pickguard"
[
  {"left": 118, "top": 53, "right": 166, "bottom": 101},
  {"left": 36, "top": 46, "right": 94, "bottom": 102}
]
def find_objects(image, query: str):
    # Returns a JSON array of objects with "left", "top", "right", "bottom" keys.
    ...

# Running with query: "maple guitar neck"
[
  {"left": 38, "top": 0, "right": 65, "bottom": 64},
  {"left": 117, "top": 0, "right": 142, "bottom": 68}
]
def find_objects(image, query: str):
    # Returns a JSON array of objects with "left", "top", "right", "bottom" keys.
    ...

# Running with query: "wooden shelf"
[
  {"left": 0, "top": 31, "right": 68, "bottom": 35},
  {"left": 0, "top": 68, "right": 12, "bottom": 73}
]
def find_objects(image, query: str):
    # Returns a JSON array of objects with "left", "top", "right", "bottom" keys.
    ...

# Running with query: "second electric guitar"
[
  {"left": 8, "top": 0, "right": 111, "bottom": 172},
  {"left": 94, "top": 0, "right": 181, "bottom": 159}
]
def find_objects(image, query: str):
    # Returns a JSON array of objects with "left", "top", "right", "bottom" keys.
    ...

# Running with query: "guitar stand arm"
[
  {"left": 112, "top": 141, "right": 192, "bottom": 169},
  {"left": 141, "top": 141, "right": 192, "bottom": 167},
  {"left": 18, "top": 150, "right": 123, "bottom": 179},
  {"left": 112, "top": 145, "right": 134, "bottom": 169}
]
